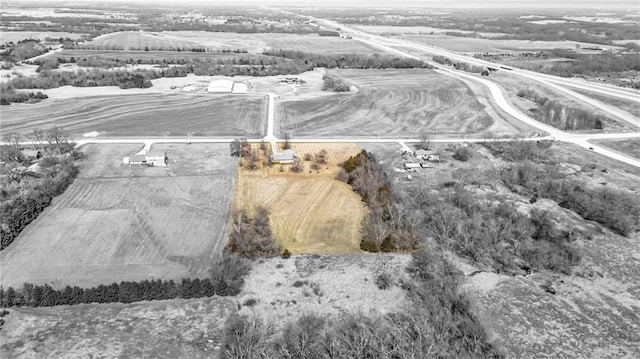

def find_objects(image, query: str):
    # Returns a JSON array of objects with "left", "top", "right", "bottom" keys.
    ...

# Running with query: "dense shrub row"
[
  {"left": 0, "top": 85, "right": 48, "bottom": 105},
  {"left": 433, "top": 55, "right": 484, "bottom": 73},
  {"left": 0, "top": 255, "right": 251, "bottom": 307},
  {"left": 219, "top": 251, "right": 501, "bottom": 358},
  {"left": 338, "top": 150, "right": 420, "bottom": 252},
  {"left": 517, "top": 88, "right": 605, "bottom": 130}
]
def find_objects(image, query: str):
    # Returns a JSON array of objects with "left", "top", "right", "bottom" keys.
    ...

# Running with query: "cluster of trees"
[
  {"left": 338, "top": 151, "right": 420, "bottom": 252},
  {"left": 484, "top": 141, "right": 640, "bottom": 236},
  {"left": 219, "top": 251, "right": 500, "bottom": 358},
  {"left": 432, "top": 55, "right": 484, "bottom": 73},
  {"left": 410, "top": 185, "right": 581, "bottom": 274},
  {"left": 0, "top": 254, "right": 252, "bottom": 307},
  {"left": 517, "top": 88, "right": 606, "bottom": 130},
  {"left": 0, "top": 39, "right": 49, "bottom": 62},
  {"left": 0, "top": 84, "right": 48, "bottom": 105},
  {"left": 228, "top": 206, "right": 282, "bottom": 257},
  {"left": 1, "top": 127, "right": 80, "bottom": 250},
  {"left": 322, "top": 74, "right": 350, "bottom": 92}
]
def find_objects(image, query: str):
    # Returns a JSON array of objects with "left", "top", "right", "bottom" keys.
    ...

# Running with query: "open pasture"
[
  {"left": 80, "top": 31, "right": 382, "bottom": 54},
  {"left": 0, "top": 93, "right": 267, "bottom": 137},
  {"left": 0, "top": 143, "right": 237, "bottom": 288},
  {"left": 399, "top": 34, "right": 624, "bottom": 53},
  {"left": 233, "top": 143, "right": 367, "bottom": 255},
  {"left": 278, "top": 69, "right": 496, "bottom": 138},
  {"left": 0, "top": 31, "right": 86, "bottom": 44},
  {"left": 77, "top": 31, "right": 206, "bottom": 51}
]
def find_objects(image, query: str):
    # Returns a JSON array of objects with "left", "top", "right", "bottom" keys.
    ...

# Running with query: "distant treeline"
[
  {"left": 540, "top": 52, "right": 640, "bottom": 79},
  {"left": 265, "top": 49, "right": 432, "bottom": 69},
  {"left": 0, "top": 255, "right": 251, "bottom": 307},
  {"left": 517, "top": 88, "right": 605, "bottom": 130}
]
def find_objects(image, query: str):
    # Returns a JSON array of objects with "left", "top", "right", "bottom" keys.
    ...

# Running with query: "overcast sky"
[{"left": 13, "top": 0, "right": 640, "bottom": 9}]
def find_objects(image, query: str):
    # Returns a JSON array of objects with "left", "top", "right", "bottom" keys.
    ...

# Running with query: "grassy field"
[
  {"left": 0, "top": 297, "right": 236, "bottom": 358},
  {"left": 593, "top": 139, "right": 640, "bottom": 161},
  {"left": 0, "top": 255, "right": 411, "bottom": 357},
  {"left": 277, "top": 69, "right": 506, "bottom": 138},
  {"left": 399, "top": 34, "right": 624, "bottom": 53},
  {"left": 78, "top": 31, "right": 206, "bottom": 51},
  {"left": 80, "top": 31, "right": 382, "bottom": 54},
  {"left": 0, "top": 31, "right": 86, "bottom": 44},
  {"left": 0, "top": 143, "right": 237, "bottom": 288},
  {"left": 232, "top": 143, "right": 367, "bottom": 254},
  {"left": 571, "top": 88, "right": 640, "bottom": 119},
  {"left": 0, "top": 93, "right": 267, "bottom": 137}
]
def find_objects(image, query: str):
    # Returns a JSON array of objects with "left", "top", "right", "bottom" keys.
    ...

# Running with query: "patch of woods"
[
  {"left": 338, "top": 150, "right": 421, "bottom": 253},
  {"left": 219, "top": 251, "right": 500, "bottom": 358},
  {"left": 433, "top": 55, "right": 484, "bottom": 73},
  {"left": 1, "top": 127, "right": 82, "bottom": 251},
  {"left": 486, "top": 142, "right": 640, "bottom": 237},
  {"left": 0, "top": 254, "right": 251, "bottom": 307},
  {"left": 517, "top": 88, "right": 605, "bottom": 130},
  {"left": 0, "top": 39, "right": 49, "bottom": 62},
  {"left": 322, "top": 74, "right": 350, "bottom": 92}
]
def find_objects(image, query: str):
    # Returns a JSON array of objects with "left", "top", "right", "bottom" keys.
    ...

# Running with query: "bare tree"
[
  {"left": 230, "top": 139, "right": 243, "bottom": 157},
  {"left": 283, "top": 131, "right": 291, "bottom": 150},
  {"left": 290, "top": 158, "right": 304, "bottom": 173},
  {"left": 419, "top": 130, "right": 431, "bottom": 150}
]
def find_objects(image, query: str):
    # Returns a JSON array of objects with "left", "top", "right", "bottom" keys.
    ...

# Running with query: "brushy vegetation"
[
  {"left": 228, "top": 206, "right": 282, "bottom": 257},
  {"left": 433, "top": 55, "right": 484, "bottom": 73},
  {"left": 338, "top": 150, "right": 420, "bottom": 252},
  {"left": 1, "top": 128, "right": 82, "bottom": 250},
  {"left": 517, "top": 88, "right": 605, "bottom": 130},
  {"left": 0, "top": 254, "right": 252, "bottom": 307},
  {"left": 485, "top": 141, "right": 640, "bottom": 237},
  {"left": 219, "top": 251, "right": 502, "bottom": 358},
  {"left": 409, "top": 186, "right": 581, "bottom": 274},
  {"left": 0, "top": 85, "right": 48, "bottom": 105}
]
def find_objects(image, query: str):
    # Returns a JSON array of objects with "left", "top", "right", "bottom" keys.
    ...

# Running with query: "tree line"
[
  {"left": 227, "top": 206, "right": 282, "bottom": 257},
  {"left": 0, "top": 254, "right": 251, "bottom": 307},
  {"left": 338, "top": 150, "right": 421, "bottom": 253},
  {"left": 517, "top": 88, "right": 605, "bottom": 130},
  {"left": 322, "top": 74, "right": 350, "bottom": 92}
]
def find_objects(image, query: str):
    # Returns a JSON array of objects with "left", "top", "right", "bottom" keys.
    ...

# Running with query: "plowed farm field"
[
  {"left": 232, "top": 143, "right": 367, "bottom": 255},
  {"left": 0, "top": 143, "right": 237, "bottom": 288},
  {"left": 0, "top": 93, "right": 266, "bottom": 137},
  {"left": 277, "top": 69, "right": 500, "bottom": 138}
]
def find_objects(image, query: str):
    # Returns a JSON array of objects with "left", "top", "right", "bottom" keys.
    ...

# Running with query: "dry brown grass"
[
  {"left": 0, "top": 144, "right": 237, "bottom": 288},
  {"left": 232, "top": 143, "right": 367, "bottom": 255}
]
